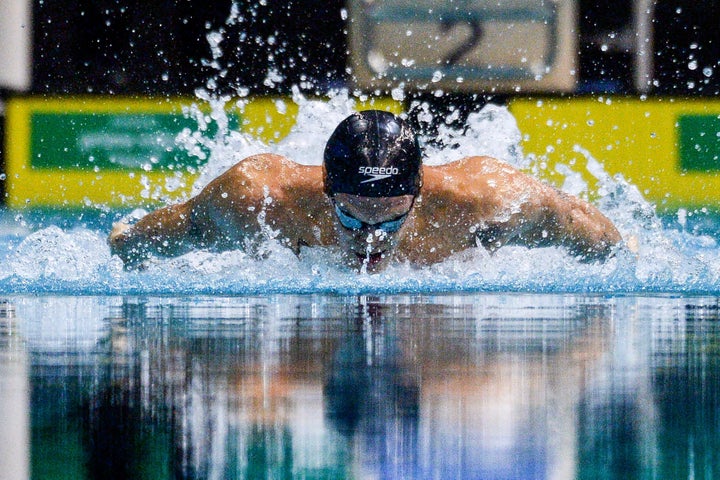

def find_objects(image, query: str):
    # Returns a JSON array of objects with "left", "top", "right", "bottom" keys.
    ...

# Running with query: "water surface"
[{"left": 2, "top": 293, "right": 718, "bottom": 479}]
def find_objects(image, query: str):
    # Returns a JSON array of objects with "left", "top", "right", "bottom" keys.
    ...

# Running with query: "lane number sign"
[{"left": 348, "top": 0, "right": 577, "bottom": 93}]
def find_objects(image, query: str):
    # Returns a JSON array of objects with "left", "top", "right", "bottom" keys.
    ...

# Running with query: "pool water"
[
  {"left": 2, "top": 293, "right": 718, "bottom": 479},
  {"left": 3, "top": 96, "right": 720, "bottom": 478}
]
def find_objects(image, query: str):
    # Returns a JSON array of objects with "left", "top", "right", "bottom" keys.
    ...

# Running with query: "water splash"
[
  {"left": 421, "top": 103, "right": 526, "bottom": 168},
  {"left": 1, "top": 93, "right": 720, "bottom": 295}
]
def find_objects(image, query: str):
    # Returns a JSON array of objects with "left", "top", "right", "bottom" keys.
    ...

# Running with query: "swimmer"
[{"left": 109, "top": 110, "right": 622, "bottom": 272}]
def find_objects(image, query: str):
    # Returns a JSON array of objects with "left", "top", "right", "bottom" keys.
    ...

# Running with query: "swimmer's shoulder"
[
  {"left": 229, "top": 154, "right": 329, "bottom": 245},
  {"left": 436, "top": 155, "right": 512, "bottom": 172},
  {"left": 231, "top": 153, "right": 296, "bottom": 174},
  {"left": 221, "top": 153, "right": 320, "bottom": 184},
  {"left": 424, "top": 155, "right": 507, "bottom": 178},
  {"left": 423, "top": 156, "right": 511, "bottom": 191}
]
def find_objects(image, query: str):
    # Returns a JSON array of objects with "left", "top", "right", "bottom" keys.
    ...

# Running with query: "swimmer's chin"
[{"left": 346, "top": 251, "right": 392, "bottom": 273}]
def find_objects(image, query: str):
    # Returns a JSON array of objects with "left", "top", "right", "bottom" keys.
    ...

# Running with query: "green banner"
[
  {"left": 678, "top": 114, "right": 720, "bottom": 172},
  {"left": 30, "top": 112, "right": 238, "bottom": 171}
]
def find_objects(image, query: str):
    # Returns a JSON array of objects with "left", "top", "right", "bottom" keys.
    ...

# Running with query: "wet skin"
[{"left": 109, "top": 154, "right": 623, "bottom": 272}]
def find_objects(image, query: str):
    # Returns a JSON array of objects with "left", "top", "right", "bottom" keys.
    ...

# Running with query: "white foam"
[{"left": 2, "top": 226, "right": 114, "bottom": 283}]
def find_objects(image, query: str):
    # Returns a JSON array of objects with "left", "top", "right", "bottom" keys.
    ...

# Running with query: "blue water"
[
  {"left": 2, "top": 292, "right": 719, "bottom": 479},
  {"left": 1, "top": 204, "right": 720, "bottom": 296},
  {"left": 0, "top": 211, "right": 716, "bottom": 295}
]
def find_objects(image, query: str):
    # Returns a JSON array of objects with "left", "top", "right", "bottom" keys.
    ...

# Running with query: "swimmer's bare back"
[{"left": 109, "top": 154, "right": 622, "bottom": 267}]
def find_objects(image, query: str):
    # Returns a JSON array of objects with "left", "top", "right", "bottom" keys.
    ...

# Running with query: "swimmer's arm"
[
  {"left": 522, "top": 187, "right": 622, "bottom": 260},
  {"left": 108, "top": 202, "right": 196, "bottom": 266}
]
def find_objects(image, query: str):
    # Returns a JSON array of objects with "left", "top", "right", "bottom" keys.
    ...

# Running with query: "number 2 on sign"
[{"left": 440, "top": 19, "right": 484, "bottom": 66}]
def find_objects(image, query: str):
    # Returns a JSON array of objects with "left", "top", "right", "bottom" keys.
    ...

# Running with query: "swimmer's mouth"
[{"left": 356, "top": 251, "right": 386, "bottom": 269}]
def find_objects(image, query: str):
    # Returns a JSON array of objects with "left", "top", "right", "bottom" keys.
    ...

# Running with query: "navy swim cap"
[{"left": 323, "top": 110, "right": 422, "bottom": 197}]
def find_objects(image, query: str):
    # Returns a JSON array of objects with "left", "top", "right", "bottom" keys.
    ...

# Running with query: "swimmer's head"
[
  {"left": 324, "top": 110, "right": 421, "bottom": 271},
  {"left": 323, "top": 110, "right": 422, "bottom": 198}
]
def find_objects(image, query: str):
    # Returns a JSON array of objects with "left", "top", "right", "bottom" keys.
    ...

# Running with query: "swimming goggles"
[{"left": 334, "top": 203, "right": 408, "bottom": 233}]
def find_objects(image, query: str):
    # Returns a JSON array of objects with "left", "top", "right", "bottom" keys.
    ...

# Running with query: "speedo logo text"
[{"left": 358, "top": 166, "right": 399, "bottom": 183}]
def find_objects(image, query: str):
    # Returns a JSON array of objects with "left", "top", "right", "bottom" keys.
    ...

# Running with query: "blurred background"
[
  {"left": 6, "top": 0, "right": 717, "bottom": 97},
  {"left": 1, "top": 0, "right": 719, "bottom": 208}
]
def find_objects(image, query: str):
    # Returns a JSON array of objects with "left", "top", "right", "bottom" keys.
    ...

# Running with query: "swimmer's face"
[{"left": 331, "top": 193, "right": 415, "bottom": 272}]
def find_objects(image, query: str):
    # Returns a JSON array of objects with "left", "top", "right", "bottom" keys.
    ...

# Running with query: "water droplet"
[{"left": 677, "top": 208, "right": 687, "bottom": 228}]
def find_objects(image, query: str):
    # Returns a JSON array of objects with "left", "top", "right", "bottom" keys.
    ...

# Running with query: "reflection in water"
[
  {"left": 4, "top": 294, "right": 720, "bottom": 478},
  {"left": 655, "top": 304, "right": 720, "bottom": 478},
  {"left": 0, "top": 300, "right": 29, "bottom": 480},
  {"left": 324, "top": 301, "right": 421, "bottom": 479}
]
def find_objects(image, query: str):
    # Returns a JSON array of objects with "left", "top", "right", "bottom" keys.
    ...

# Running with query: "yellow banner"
[{"left": 510, "top": 97, "right": 720, "bottom": 212}]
